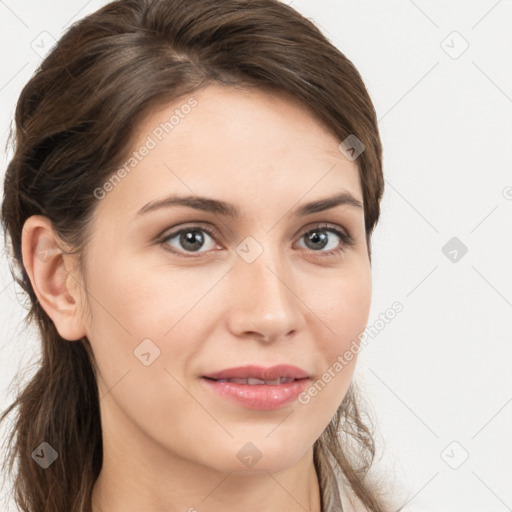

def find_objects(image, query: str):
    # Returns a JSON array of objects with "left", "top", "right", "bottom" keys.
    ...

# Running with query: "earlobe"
[{"left": 21, "top": 215, "right": 86, "bottom": 341}]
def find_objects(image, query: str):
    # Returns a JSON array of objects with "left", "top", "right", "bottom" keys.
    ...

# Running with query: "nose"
[{"left": 225, "top": 244, "right": 305, "bottom": 344}]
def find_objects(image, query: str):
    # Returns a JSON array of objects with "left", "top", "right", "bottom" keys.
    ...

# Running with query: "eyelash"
[{"left": 158, "top": 222, "right": 355, "bottom": 259}]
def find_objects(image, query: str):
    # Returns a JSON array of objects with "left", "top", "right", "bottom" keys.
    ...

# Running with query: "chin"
[{"left": 215, "top": 438, "right": 311, "bottom": 475}]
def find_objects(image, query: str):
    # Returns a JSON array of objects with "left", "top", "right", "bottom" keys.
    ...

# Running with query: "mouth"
[
  {"left": 202, "top": 376, "right": 303, "bottom": 385},
  {"left": 200, "top": 365, "right": 311, "bottom": 410},
  {"left": 202, "top": 364, "right": 310, "bottom": 382}
]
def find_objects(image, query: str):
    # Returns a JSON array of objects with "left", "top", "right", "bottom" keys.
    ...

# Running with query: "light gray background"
[{"left": 1, "top": 1, "right": 511, "bottom": 510}]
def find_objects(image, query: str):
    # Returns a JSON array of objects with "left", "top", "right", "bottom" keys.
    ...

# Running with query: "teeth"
[
  {"left": 230, "top": 378, "right": 254, "bottom": 384},
  {"left": 248, "top": 378, "right": 266, "bottom": 385},
  {"left": 215, "top": 377, "right": 295, "bottom": 385}
]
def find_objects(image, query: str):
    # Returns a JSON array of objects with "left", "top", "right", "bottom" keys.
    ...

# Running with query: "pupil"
[
  {"left": 306, "top": 230, "right": 328, "bottom": 250},
  {"left": 181, "top": 230, "right": 204, "bottom": 251}
]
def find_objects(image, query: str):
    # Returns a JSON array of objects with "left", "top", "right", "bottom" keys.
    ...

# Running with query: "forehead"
[{"left": 94, "top": 84, "right": 362, "bottom": 221}]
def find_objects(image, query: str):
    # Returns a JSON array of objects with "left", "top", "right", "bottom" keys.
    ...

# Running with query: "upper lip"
[{"left": 203, "top": 365, "right": 310, "bottom": 381}]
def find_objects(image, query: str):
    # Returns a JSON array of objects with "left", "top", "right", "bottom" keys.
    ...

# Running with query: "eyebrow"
[{"left": 136, "top": 191, "right": 363, "bottom": 218}]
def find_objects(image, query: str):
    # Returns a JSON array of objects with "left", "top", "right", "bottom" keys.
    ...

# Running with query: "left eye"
[
  {"left": 160, "top": 224, "right": 353, "bottom": 257},
  {"left": 296, "top": 226, "right": 351, "bottom": 254}
]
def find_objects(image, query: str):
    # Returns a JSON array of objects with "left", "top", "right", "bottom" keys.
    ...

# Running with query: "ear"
[{"left": 21, "top": 215, "right": 87, "bottom": 341}]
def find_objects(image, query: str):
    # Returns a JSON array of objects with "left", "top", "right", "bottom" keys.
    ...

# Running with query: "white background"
[{"left": 1, "top": 1, "right": 511, "bottom": 510}]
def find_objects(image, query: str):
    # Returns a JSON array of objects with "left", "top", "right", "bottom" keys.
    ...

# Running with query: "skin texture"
[{"left": 21, "top": 84, "right": 372, "bottom": 512}]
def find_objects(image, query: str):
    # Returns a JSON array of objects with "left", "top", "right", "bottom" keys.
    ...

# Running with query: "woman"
[{"left": 0, "top": 0, "right": 403, "bottom": 510}]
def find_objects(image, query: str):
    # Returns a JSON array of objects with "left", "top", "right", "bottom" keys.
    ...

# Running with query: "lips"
[
  {"left": 201, "top": 365, "right": 311, "bottom": 410},
  {"left": 212, "top": 376, "right": 295, "bottom": 385},
  {"left": 202, "top": 364, "right": 310, "bottom": 382}
]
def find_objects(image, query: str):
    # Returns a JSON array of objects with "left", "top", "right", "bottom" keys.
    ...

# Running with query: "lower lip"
[{"left": 201, "top": 377, "right": 310, "bottom": 410}]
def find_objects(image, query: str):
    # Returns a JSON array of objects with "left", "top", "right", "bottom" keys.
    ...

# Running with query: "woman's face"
[{"left": 72, "top": 84, "right": 372, "bottom": 474}]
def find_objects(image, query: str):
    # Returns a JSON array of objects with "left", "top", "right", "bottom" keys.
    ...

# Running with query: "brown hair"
[{"left": 0, "top": 0, "right": 400, "bottom": 510}]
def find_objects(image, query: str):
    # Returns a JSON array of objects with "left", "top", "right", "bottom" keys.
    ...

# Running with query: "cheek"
[
  {"left": 299, "top": 261, "right": 371, "bottom": 410},
  {"left": 81, "top": 260, "right": 211, "bottom": 438},
  {"left": 331, "top": 275, "right": 371, "bottom": 340},
  {"left": 83, "top": 259, "right": 227, "bottom": 384},
  {"left": 315, "top": 258, "right": 372, "bottom": 351}
]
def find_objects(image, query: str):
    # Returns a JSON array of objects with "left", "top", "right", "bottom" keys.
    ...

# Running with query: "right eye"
[{"left": 159, "top": 225, "right": 221, "bottom": 256}]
